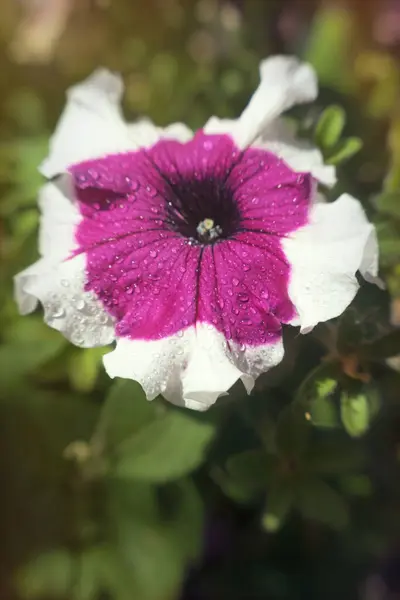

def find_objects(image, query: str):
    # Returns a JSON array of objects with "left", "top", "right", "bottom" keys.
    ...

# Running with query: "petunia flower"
[{"left": 14, "top": 56, "right": 379, "bottom": 411}]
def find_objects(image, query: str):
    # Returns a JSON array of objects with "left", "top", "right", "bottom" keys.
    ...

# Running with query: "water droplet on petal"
[
  {"left": 240, "top": 318, "right": 252, "bottom": 326},
  {"left": 238, "top": 293, "right": 249, "bottom": 303},
  {"left": 149, "top": 249, "right": 158, "bottom": 258},
  {"left": 52, "top": 305, "right": 65, "bottom": 318}
]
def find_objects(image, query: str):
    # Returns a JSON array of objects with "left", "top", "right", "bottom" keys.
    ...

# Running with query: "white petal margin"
[
  {"left": 103, "top": 324, "right": 284, "bottom": 411},
  {"left": 14, "top": 180, "right": 115, "bottom": 348},
  {"left": 204, "top": 55, "right": 317, "bottom": 148},
  {"left": 40, "top": 69, "right": 193, "bottom": 178},
  {"left": 257, "top": 119, "right": 336, "bottom": 187},
  {"left": 283, "top": 194, "right": 379, "bottom": 333}
]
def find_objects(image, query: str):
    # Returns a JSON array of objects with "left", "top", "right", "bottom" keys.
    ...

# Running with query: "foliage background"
[{"left": 1, "top": 0, "right": 400, "bottom": 599}]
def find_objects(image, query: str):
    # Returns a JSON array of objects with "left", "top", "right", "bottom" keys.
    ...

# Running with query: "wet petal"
[
  {"left": 104, "top": 325, "right": 284, "bottom": 411},
  {"left": 14, "top": 180, "right": 114, "bottom": 347},
  {"left": 40, "top": 69, "right": 130, "bottom": 178},
  {"left": 283, "top": 194, "right": 379, "bottom": 332},
  {"left": 40, "top": 69, "right": 193, "bottom": 178},
  {"left": 258, "top": 118, "right": 336, "bottom": 187}
]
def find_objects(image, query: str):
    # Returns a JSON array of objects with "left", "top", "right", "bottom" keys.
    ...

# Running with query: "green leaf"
[
  {"left": 375, "top": 191, "right": 400, "bottom": 219},
  {"left": 295, "top": 477, "right": 349, "bottom": 530},
  {"left": 275, "top": 402, "right": 310, "bottom": 458},
  {"left": 68, "top": 348, "right": 105, "bottom": 394},
  {"left": 95, "top": 379, "right": 157, "bottom": 451},
  {"left": 262, "top": 478, "right": 294, "bottom": 533},
  {"left": 108, "top": 480, "right": 189, "bottom": 600},
  {"left": 226, "top": 450, "right": 276, "bottom": 489},
  {"left": 17, "top": 549, "right": 75, "bottom": 599},
  {"left": 211, "top": 466, "right": 259, "bottom": 504},
  {"left": 308, "top": 377, "right": 340, "bottom": 429},
  {"left": 327, "top": 137, "right": 362, "bottom": 165},
  {"left": 215, "top": 450, "right": 277, "bottom": 503},
  {"left": 376, "top": 219, "right": 400, "bottom": 265},
  {"left": 340, "top": 392, "right": 370, "bottom": 438},
  {"left": 167, "top": 479, "right": 204, "bottom": 562},
  {"left": 304, "top": 4, "right": 354, "bottom": 92},
  {"left": 307, "top": 438, "right": 365, "bottom": 474},
  {"left": 0, "top": 318, "right": 66, "bottom": 391},
  {"left": 114, "top": 409, "right": 216, "bottom": 482},
  {"left": 339, "top": 474, "right": 373, "bottom": 497},
  {"left": 315, "top": 105, "right": 345, "bottom": 149},
  {"left": 95, "top": 545, "right": 143, "bottom": 600},
  {"left": 73, "top": 548, "right": 106, "bottom": 600}
]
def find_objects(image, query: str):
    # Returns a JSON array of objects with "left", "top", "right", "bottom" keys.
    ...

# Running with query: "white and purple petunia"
[{"left": 14, "top": 56, "right": 379, "bottom": 410}]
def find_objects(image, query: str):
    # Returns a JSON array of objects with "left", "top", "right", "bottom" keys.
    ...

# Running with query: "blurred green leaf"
[
  {"left": 95, "top": 379, "right": 157, "bottom": 452},
  {"left": 307, "top": 438, "right": 365, "bottom": 474},
  {"left": 375, "top": 191, "right": 400, "bottom": 219},
  {"left": 315, "top": 105, "right": 345, "bottom": 149},
  {"left": 107, "top": 477, "right": 199, "bottom": 600},
  {"left": 340, "top": 392, "right": 370, "bottom": 438},
  {"left": 73, "top": 547, "right": 106, "bottom": 600},
  {"left": 275, "top": 402, "right": 310, "bottom": 458},
  {"left": 308, "top": 377, "right": 340, "bottom": 429},
  {"left": 262, "top": 478, "right": 294, "bottom": 533},
  {"left": 114, "top": 409, "right": 215, "bottom": 481},
  {"left": 211, "top": 465, "right": 259, "bottom": 504},
  {"left": 326, "top": 137, "right": 363, "bottom": 165},
  {"left": 295, "top": 477, "right": 349, "bottom": 530},
  {"left": 167, "top": 478, "right": 204, "bottom": 562},
  {"left": 5, "top": 89, "right": 46, "bottom": 134},
  {"left": 304, "top": 4, "right": 354, "bottom": 92},
  {"left": 215, "top": 450, "right": 277, "bottom": 503},
  {"left": 17, "top": 549, "right": 75, "bottom": 599},
  {"left": 67, "top": 348, "right": 105, "bottom": 394},
  {"left": 376, "top": 220, "right": 400, "bottom": 265},
  {"left": 339, "top": 474, "right": 373, "bottom": 497}
]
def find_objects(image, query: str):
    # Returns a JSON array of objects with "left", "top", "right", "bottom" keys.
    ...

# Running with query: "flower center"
[
  {"left": 196, "top": 218, "right": 222, "bottom": 243},
  {"left": 164, "top": 175, "right": 241, "bottom": 245}
]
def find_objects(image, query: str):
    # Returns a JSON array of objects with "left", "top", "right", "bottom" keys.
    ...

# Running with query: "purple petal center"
[{"left": 70, "top": 132, "right": 312, "bottom": 346}]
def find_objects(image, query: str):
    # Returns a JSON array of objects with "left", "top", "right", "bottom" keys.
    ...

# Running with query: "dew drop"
[
  {"left": 146, "top": 185, "right": 157, "bottom": 197},
  {"left": 240, "top": 318, "right": 252, "bottom": 326},
  {"left": 52, "top": 305, "right": 65, "bottom": 318},
  {"left": 238, "top": 293, "right": 249, "bottom": 303},
  {"left": 232, "top": 277, "right": 240, "bottom": 286},
  {"left": 149, "top": 249, "right": 158, "bottom": 258}
]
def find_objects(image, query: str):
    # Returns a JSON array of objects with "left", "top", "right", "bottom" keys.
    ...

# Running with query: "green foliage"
[
  {"left": 315, "top": 105, "right": 345, "bottom": 149},
  {"left": 113, "top": 409, "right": 215, "bottom": 481},
  {"left": 314, "top": 105, "right": 362, "bottom": 166}
]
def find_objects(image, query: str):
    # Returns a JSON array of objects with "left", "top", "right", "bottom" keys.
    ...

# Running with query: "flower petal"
[
  {"left": 14, "top": 180, "right": 114, "bottom": 347},
  {"left": 258, "top": 118, "right": 336, "bottom": 187},
  {"left": 40, "top": 69, "right": 131, "bottom": 178},
  {"left": 38, "top": 177, "right": 80, "bottom": 259},
  {"left": 282, "top": 194, "right": 379, "bottom": 332},
  {"left": 128, "top": 119, "right": 193, "bottom": 146},
  {"left": 40, "top": 69, "right": 193, "bottom": 178},
  {"left": 205, "top": 55, "right": 317, "bottom": 147},
  {"left": 16, "top": 254, "right": 115, "bottom": 347},
  {"left": 103, "top": 324, "right": 284, "bottom": 411}
]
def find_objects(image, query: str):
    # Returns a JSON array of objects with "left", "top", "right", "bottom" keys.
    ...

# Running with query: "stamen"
[{"left": 196, "top": 218, "right": 222, "bottom": 243}]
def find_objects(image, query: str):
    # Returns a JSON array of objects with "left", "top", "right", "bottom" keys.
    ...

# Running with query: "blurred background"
[{"left": 2, "top": 1, "right": 400, "bottom": 599}]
